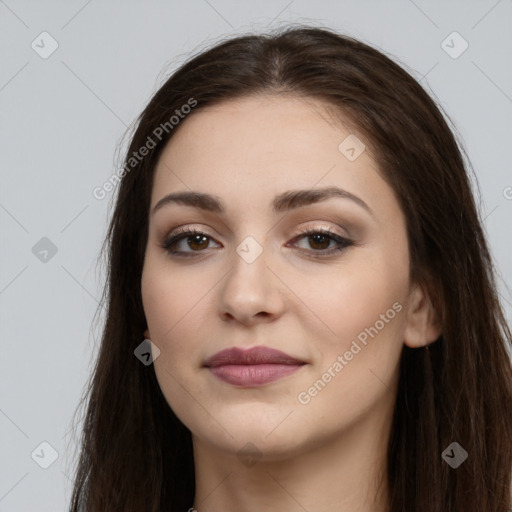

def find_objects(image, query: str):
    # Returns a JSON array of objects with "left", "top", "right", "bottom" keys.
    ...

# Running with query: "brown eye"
[
  {"left": 304, "top": 233, "right": 332, "bottom": 250},
  {"left": 162, "top": 228, "right": 220, "bottom": 256},
  {"left": 162, "top": 227, "right": 353, "bottom": 259},
  {"left": 185, "top": 234, "right": 210, "bottom": 251},
  {"left": 289, "top": 228, "right": 353, "bottom": 258}
]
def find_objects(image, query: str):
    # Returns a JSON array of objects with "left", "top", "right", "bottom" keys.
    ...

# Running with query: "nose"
[{"left": 217, "top": 240, "right": 285, "bottom": 326}]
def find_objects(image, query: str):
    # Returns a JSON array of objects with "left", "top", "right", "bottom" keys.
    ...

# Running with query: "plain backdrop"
[{"left": 0, "top": 1, "right": 511, "bottom": 510}]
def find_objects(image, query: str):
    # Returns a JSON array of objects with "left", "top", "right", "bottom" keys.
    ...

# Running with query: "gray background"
[{"left": 1, "top": 0, "right": 511, "bottom": 510}]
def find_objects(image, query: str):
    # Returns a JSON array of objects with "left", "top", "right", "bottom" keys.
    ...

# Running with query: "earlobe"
[
  {"left": 144, "top": 328, "right": 151, "bottom": 340},
  {"left": 403, "top": 284, "right": 441, "bottom": 349}
]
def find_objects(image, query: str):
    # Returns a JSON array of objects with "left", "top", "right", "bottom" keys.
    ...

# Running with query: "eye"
[
  {"left": 287, "top": 227, "right": 353, "bottom": 258},
  {"left": 160, "top": 226, "right": 353, "bottom": 258},
  {"left": 161, "top": 227, "right": 221, "bottom": 256}
]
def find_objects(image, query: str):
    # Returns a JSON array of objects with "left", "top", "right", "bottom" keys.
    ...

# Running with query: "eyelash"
[{"left": 160, "top": 226, "right": 353, "bottom": 259}]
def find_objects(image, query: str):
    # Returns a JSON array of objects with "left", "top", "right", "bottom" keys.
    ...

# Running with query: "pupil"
[
  {"left": 189, "top": 235, "right": 208, "bottom": 250},
  {"left": 185, "top": 233, "right": 332, "bottom": 251},
  {"left": 310, "top": 234, "right": 329, "bottom": 249}
]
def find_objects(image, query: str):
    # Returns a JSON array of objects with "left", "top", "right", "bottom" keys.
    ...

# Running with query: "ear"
[
  {"left": 143, "top": 328, "right": 151, "bottom": 340},
  {"left": 403, "top": 282, "right": 441, "bottom": 348}
]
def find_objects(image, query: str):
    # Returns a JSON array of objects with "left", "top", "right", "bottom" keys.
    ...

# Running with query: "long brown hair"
[{"left": 68, "top": 25, "right": 512, "bottom": 512}]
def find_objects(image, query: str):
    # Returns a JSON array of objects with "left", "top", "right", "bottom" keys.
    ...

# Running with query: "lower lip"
[{"left": 207, "top": 363, "right": 304, "bottom": 387}]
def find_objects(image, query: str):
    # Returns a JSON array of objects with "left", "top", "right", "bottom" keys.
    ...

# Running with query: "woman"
[{"left": 68, "top": 25, "right": 512, "bottom": 512}]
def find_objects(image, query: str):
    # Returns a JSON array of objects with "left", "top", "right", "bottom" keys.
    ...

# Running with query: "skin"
[{"left": 141, "top": 94, "right": 440, "bottom": 512}]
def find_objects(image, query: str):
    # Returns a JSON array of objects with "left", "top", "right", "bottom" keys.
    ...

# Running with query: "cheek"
[
  {"left": 141, "top": 257, "right": 211, "bottom": 341},
  {"left": 293, "top": 250, "right": 409, "bottom": 348},
  {"left": 141, "top": 257, "right": 220, "bottom": 395},
  {"left": 141, "top": 261, "right": 210, "bottom": 422},
  {"left": 290, "top": 254, "right": 408, "bottom": 427}
]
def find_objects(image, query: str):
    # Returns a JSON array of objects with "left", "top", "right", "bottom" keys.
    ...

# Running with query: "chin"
[{"left": 189, "top": 415, "right": 310, "bottom": 462}]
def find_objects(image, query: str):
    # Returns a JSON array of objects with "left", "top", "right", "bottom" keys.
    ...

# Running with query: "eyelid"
[
  {"left": 160, "top": 222, "right": 354, "bottom": 258},
  {"left": 164, "top": 224, "right": 216, "bottom": 241},
  {"left": 293, "top": 222, "right": 348, "bottom": 238},
  {"left": 163, "top": 222, "right": 348, "bottom": 244}
]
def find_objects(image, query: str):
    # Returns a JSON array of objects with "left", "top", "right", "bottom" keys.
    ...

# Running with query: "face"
[{"left": 141, "top": 94, "right": 432, "bottom": 461}]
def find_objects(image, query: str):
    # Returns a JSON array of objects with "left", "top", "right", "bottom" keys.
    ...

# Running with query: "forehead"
[
  {"left": 155, "top": 94, "right": 361, "bottom": 178},
  {"left": 151, "top": 94, "right": 397, "bottom": 221}
]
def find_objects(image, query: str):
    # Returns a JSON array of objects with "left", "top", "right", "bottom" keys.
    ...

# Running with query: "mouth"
[{"left": 203, "top": 346, "right": 307, "bottom": 387}]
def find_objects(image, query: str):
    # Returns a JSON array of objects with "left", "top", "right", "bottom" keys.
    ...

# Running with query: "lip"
[{"left": 203, "top": 346, "right": 306, "bottom": 387}]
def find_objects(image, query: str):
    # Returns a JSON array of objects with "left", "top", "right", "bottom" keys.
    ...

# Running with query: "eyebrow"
[{"left": 151, "top": 186, "right": 374, "bottom": 218}]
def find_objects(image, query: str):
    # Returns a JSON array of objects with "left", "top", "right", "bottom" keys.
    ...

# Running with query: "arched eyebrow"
[{"left": 151, "top": 186, "right": 375, "bottom": 218}]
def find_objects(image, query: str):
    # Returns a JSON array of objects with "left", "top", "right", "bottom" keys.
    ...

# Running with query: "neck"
[{"left": 190, "top": 401, "right": 393, "bottom": 512}]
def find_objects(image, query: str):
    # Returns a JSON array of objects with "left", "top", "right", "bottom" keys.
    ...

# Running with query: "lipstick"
[{"left": 203, "top": 346, "right": 306, "bottom": 387}]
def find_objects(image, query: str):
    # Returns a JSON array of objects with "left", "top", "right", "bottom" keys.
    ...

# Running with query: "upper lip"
[{"left": 204, "top": 346, "right": 305, "bottom": 368}]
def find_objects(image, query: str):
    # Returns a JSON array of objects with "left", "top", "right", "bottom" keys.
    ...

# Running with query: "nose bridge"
[
  {"left": 217, "top": 231, "right": 282, "bottom": 321},
  {"left": 229, "top": 233, "right": 271, "bottom": 291}
]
